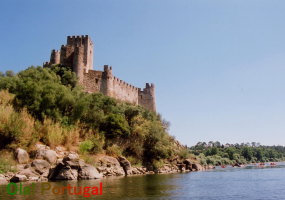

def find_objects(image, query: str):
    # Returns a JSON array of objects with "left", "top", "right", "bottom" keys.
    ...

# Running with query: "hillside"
[{"left": 0, "top": 65, "right": 193, "bottom": 174}]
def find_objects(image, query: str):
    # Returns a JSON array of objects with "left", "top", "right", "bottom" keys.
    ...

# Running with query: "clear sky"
[{"left": 0, "top": 0, "right": 285, "bottom": 146}]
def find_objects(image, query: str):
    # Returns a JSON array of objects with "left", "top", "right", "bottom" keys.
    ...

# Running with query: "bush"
[
  {"left": 106, "top": 145, "right": 123, "bottom": 157},
  {"left": 0, "top": 151, "right": 16, "bottom": 174},
  {"left": 80, "top": 140, "right": 94, "bottom": 154},
  {"left": 39, "top": 119, "right": 64, "bottom": 148},
  {"left": 0, "top": 91, "right": 36, "bottom": 149}
]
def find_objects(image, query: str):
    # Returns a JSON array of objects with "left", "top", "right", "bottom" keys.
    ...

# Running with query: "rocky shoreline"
[{"left": 0, "top": 144, "right": 213, "bottom": 185}]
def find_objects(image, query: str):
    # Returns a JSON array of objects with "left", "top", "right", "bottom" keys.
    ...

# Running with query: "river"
[{"left": 0, "top": 163, "right": 285, "bottom": 200}]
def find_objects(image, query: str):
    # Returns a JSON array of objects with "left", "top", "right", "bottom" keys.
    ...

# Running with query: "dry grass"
[
  {"left": 0, "top": 150, "right": 17, "bottom": 174},
  {"left": 0, "top": 91, "right": 36, "bottom": 149}
]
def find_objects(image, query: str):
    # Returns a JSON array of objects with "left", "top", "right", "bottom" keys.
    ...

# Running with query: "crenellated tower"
[{"left": 138, "top": 83, "right": 156, "bottom": 112}]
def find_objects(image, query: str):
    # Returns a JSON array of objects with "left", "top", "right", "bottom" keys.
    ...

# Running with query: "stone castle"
[{"left": 43, "top": 35, "right": 156, "bottom": 111}]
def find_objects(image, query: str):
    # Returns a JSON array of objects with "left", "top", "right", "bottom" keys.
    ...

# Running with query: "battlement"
[
  {"left": 103, "top": 65, "right": 112, "bottom": 72},
  {"left": 67, "top": 35, "right": 92, "bottom": 46},
  {"left": 44, "top": 35, "right": 156, "bottom": 112}
]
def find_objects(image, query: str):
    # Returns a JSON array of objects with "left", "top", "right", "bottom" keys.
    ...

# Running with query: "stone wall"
[{"left": 83, "top": 70, "right": 103, "bottom": 93}]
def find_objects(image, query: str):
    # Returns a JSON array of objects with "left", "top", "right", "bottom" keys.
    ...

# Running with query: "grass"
[{"left": 0, "top": 150, "right": 17, "bottom": 174}]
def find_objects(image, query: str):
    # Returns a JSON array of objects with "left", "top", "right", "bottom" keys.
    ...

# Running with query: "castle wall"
[
  {"left": 83, "top": 65, "right": 139, "bottom": 105},
  {"left": 83, "top": 70, "right": 103, "bottom": 93},
  {"left": 110, "top": 76, "right": 139, "bottom": 104}
]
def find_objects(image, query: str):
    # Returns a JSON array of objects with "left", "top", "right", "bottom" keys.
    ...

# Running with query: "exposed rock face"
[
  {"left": 192, "top": 163, "right": 203, "bottom": 171},
  {"left": 117, "top": 156, "right": 132, "bottom": 175},
  {"left": 78, "top": 164, "right": 103, "bottom": 179},
  {"left": 0, "top": 174, "right": 8, "bottom": 184},
  {"left": 18, "top": 168, "right": 40, "bottom": 178},
  {"left": 31, "top": 159, "right": 51, "bottom": 175},
  {"left": 10, "top": 174, "right": 27, "bottom": 182},
  {"left": 48, "top": 153, "right": 102, "bottom": 180},
  {"left": 95, "top": 155, "right": 125, "bottom": 176},
  {"left": 183, "top": 159, "right": 192, "bottom": 170},
  {"left": 43, "top": 150, "right": 57, "bottom": 164},
  {"left": 15, "top": 148, "right": 29, "bottom": 164},
  {"left": 52, "top": 166, "right": 79, "bottom": 180},
  {"left": 157, "top": 164, "right": 179, "bottom": 174},
  {"left": 35, "top": 144, "right": 57, "bottom": 164}
]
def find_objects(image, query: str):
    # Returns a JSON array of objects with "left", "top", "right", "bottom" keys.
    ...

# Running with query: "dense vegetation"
[
  {"left": 191, "top": 141, "right": 285, "bottom": 166},
  {"left": 0, "top": 65, "right": 185, "bottom": 168}
]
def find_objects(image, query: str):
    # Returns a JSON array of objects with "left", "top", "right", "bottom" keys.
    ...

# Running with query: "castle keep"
[{"left": 44, "top": 35, "right": 156, "bottom": 112}]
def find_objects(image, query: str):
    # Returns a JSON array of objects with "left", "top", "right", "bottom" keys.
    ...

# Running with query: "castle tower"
[
  {"left": 50, "top": 50, "right": 60, "bottom": 64},
  {"left": 138, "top": 83, "right": 156, "bottom": 112},
  {"left": 66, "top": 35, "right": 93, "bottom": 72},
  {"left": 102, "top": 65, "right": 113, "bottom": 97},
  {"left": 73, "top": 46, "right": 85, "bottom": 83}
]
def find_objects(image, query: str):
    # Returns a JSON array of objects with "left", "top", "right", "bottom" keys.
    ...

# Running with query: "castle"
[{"left": 43, "top": 35, "right": 156, "bottom": 112}]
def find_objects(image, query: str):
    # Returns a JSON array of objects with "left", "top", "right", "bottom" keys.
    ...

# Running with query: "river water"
[{"left": 0, "top": 163, "right": 285, "bottom": 200}]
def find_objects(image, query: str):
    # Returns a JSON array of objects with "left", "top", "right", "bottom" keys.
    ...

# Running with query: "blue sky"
[{"left": 0, "top": 0, "right": 285, "bottom": 146}]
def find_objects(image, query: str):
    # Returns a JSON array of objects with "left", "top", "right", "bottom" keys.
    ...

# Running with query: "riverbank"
[{"left": 0, "top": 144, "right": 212, "bottom": 185}]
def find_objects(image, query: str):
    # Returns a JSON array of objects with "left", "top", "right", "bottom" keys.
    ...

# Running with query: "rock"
[
  {"left": 48, "top": 153, "right": 100, "bottom": 180},
  {"left": 78, "top": 164, "right": 103, "bottom": 179},
  {"left": 54, "top": 166, "right": 78, "bottom": 180},
  {"left": 29, "top": 176, "right": 40, "bottom": 181},
  {"left": 183, "top": 159, "right": 192, "bottom": 170},
  {"left": 55, "top": 146, "right": 66, "bottom": 158},
  {"left": 177, "top": 164, "right": 186, "bottom": 172},
  {"left": 0, "top": 174, "right": 8, "bottom": 184},
  {"left": 136, "top": 167, "right": 147, "bottom": 174},
  {"left": 34, "top": 144, "right": 57, "bottom": 164},
  {"left": 10, "top": 174, "right": 27, "bottom": 182},
  {"left": 192, "top": 163, "right": 203, "bottom": 171},
  {"left": 62, "top": 152, "right": 79, "bottom": 163},
  {"left": 35, "top": 144, "right": 50, "bottom": 158},
  {"left": 31, "top": 159, "right": 51, "bottom": 175},
  {"left": 95, "top": 156, "right": 125, "bottom": 176},
  {"left": 15, "top": 148, "right": 29, "bottom": 164},
  {"left": 18, "top": 168, "right": 39, "bottom": 178},
  {"left": 204, "top": 165, "right": 215, "bottom": 170},
  {"left": 117, "top": 156, "right": 132, "bottom": 175},
  {"left": 43, "top": 150, "right": 57, "bottom": 164}
]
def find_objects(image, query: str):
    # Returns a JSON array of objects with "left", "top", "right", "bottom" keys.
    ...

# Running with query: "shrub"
[
  {"left": 152, "top": 159, "right": 164, "bottom": 170},
  {"left": 39, "top": 119, "right": 64, "bottom": 148},
  {"left": 0, "top": 91, "right": 36, "bottom": 149},
  {"left": 0, "top": 151, "right": 17, "bottom": 174},
  {"left": 106, "top": 145, "right": 123, "bottom": 157},
  {"left": 79, "top": 140, "right": 94, "bottom": 154}
]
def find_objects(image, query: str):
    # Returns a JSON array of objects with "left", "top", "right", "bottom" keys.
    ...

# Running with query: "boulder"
[
  {"left": 48, "top": 153, "right": 101, "bottom": 180},
  {"left": 34, "top": 144, "right": 57, "bottom": 164},
  {"left": 18, "top": 168, "right": 39, "bottom": 178},
  {"left": 0, "top": 174, "right": 8, "bottom": 184},
  {"left": 31, "top": 159, "right": 51, "bottom": 174},
  {"left": 54, "top": 166, "right": 78, "bottom": 180},
  {"left": 177, "top": 164, "right": 186, "bottom": 172},
  {"left": 10, "top": 174, "right": 27, "bottom": 182},
  {"left": 117, "top": 156, "right": 131, "bottom": 175},
  {"left": 43, "top": 150, "right": 57, "bottom": 164},
  {"left": 192, "top": 163, "right": 203, "bottom": 171},
  {"left": 15, "top": 148, "right": 29, "bottom": 164},
  {"left": 78, "top": 164, "right": 103, "bottom": 179},
  {"left": 95, "top": 156, "right": 125, "bottom": 176},
  {"left": 183, "top": 159, "right": 192, "bottom": 170},
  {"left": 62, "top": 152, "right": 79, "bottom": 163}
]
